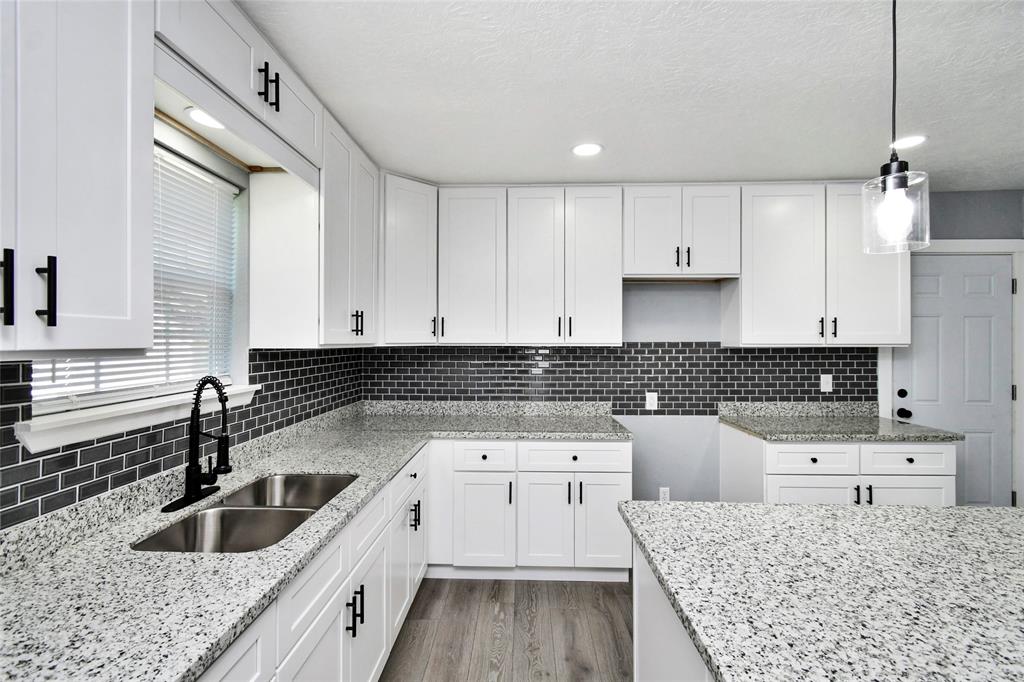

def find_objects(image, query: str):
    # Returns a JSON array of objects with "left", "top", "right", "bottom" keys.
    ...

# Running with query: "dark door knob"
[{"left": 896, "top": 407, "right": 913, "bottom": 419}]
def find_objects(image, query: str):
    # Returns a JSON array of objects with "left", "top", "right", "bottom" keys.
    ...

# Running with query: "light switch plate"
[
  {"left": 820, "top": 374, "right": 833, "bottom": 393},
  {"left": 659, "top": 487, "right": 670, "bottom": 501},
  {"left": 645, "top": 391, "right": 658, "bottom": 410}
]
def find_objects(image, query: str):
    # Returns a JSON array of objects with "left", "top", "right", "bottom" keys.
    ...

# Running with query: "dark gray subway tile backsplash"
[{"left": 0, "top": 342, "right": 875, "bottom": 529}]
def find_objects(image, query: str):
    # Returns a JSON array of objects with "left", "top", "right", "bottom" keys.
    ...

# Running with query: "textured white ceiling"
[{"left": 240, "top": 1, "right": 1024, "bottom": 190}]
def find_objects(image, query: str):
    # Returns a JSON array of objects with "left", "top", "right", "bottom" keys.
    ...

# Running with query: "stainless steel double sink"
[{"left": 132, "top": 474, "right": 357, "bottom": 553}]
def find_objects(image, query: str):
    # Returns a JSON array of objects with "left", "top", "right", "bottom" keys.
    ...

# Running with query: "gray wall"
[{"left": 930, "top": 190, "right": 1024, "bottom": 240}]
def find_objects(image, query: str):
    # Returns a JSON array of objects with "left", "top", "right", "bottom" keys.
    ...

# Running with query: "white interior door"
[
  {"left": 893, "top": 254, "right": 1013, "bottom": 506},
  {"left": 825, "top": 183, "right": 911, "bottom": 345},
  {"left": 453, "top": 472, "right": 516, "bottom": 567},
  {"left": 507, "top": 187, "right": 565, "bottom": 344},
  {"left": 740, "top": 184, "right": 825, "bottom": 345},
  {"left": 319, "top": 114, "right": 353, "bottom": 344},
  {"left": 437, "top": 187, "right": 507, "bottom": 343},
  {"left": 574, "top": 472, "right": 632, "bottom": 568},
  {"left": 384, "top": 174, "right": 437, "bottom": 343},
  {"left": 516, "top": 472, "right": 575, "bottom": 567},
  {"left": 682, "top": 185, "right": 741, "bottom": 276},
  {"left": 565, "top": 186, "right": 623, "bottom": 344},
  {"left": 623, "top": 186, "right": 681, "bottom": 276}
]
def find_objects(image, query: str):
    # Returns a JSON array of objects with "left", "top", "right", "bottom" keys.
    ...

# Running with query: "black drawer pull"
[
  {"left": 35, "top": 255, "right": 57, "bottom": 326},
  {"left": 675, "top": 246, "right": 680, "bottom": 267},
  {"left": 906, "top": 457, "right": 915, "bottom": 464},
  {"left": 410, "top": 471, "right": 417, "bottom": 478},
  {"left": 0, "top": 248, "right": 12, "bottom": 325},
  {"left": 481, "top": 454, "right": 487, "bottom": 460},
  {"left": 685, "top": 246, "right": 691, "bottom": 268},
  {"left": 854, "top": 484, "right": 861, "bottom": 505},
  {"left": 866, "top": 484, "right": 873, "bottom": 505},
  {"left": 568, "top": 481, "right": 571, "bottom": 504},
  {"left": 810, "top": 457, "right": 818, "bottom": 464},
  {"left": 571, "top": 455, "right": 578, "bottom": 461}
]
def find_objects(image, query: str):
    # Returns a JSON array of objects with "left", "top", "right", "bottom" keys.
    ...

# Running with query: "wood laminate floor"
[{"left": 381, "top": 579, "right": 633, "bottom": 682}]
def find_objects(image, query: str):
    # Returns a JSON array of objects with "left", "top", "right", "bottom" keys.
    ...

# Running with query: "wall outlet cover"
[
  {"left": 820, "top": 374, "right": 833, "bottom": 393},
  {"left": 645, "top": 391, "right": 658, "bottom": 410},
  {"left": 659, "top": 487, "right": 670, "bottom": 501}
]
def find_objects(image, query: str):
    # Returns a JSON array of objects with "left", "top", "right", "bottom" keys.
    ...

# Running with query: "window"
[{"left": 32, "top": 147, "right": 240, "bottom": 410}]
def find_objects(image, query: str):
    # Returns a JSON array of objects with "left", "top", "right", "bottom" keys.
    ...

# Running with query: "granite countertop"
[
  {"left": 620, "top": 501, "right": 1024, "bottom": 682},
  {"left": 0, "top": 405, "right": 629, "bottom": 681},
  {"left": 717, "top": 401, "right": 963, "bottom": 442}
]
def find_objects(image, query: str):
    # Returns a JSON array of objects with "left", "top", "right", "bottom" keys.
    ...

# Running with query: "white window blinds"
[{"left": 32, "top": 147, "right": 239, "bottom": 408}]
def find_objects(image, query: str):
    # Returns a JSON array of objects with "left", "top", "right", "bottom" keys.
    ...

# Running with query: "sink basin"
[
  {"left": 131, "top": 507, "right": 315, "bottom": 553},
  {"left": 220, "top": 474, "right": 358, "bottom": 510}
]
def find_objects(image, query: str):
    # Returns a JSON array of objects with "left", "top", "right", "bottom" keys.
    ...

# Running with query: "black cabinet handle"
[
  {"left": 818, "top": 317, "right": 825, "bottom": 338},
  {"left": 906, "top": 457, "right": 915, "bottom": 464},
  {"left": 358, "top": 310, "right": 365, "bottom": 336},
  {"left": 351, "top": 310, "right": 360, "bottom": 334},
  {"left": 568, "top": 316, "right": 572, "bottom": 337},
  {"left": 410, "top": 500, "right": 421, "bottom": 530},
  {"left": 571, "top": 455, "right": 578, "bottom": 461},
  {"left": 0, "top": 248, "right": 12, "bottom": 326},
  {"left": 441, "top": 316, "right": 445, "bottom": 337},
  {"left": 345, "top": 590, "right": 359, "bottom": 638},
  {"left": 675, "top": 246, "right": 680, "bottom": 267},
  {"left": 854, "top": 484, "right": 861, "bottom": 505},
  {"left": 557, "top": 316, "right": 562, "bottom": 337},
  {"left": 410, "top": 471, "right": 417, "bottom": 478},
  {"left": 579, "top": 480, "right": 583, "bottom": 505},
  {"left": 431, "top": 316, "right": 437, "bottom": 337},
  {"left": 356, "top": 584, "right": 366, "bottom": 624},
  {"left": 269, "top": 70, "right": 281, "bottom": 112},
  {"left": 35, "top": 255, "right": 56, "bottom": 326},
  {"left": 685, "top": 246, "right": 691, "bottom": 268},
  {"left": 258, "top": 61, "right": 270, "bottom": 102},
  {"left": 832, "top": 317, "right": 838, "bottom": 338},
  {"left": 508, "top": 481, "right": 512, "bottom": 505},
  {"left": 866, "top": 484, "right": 873, "bottom": 505},
  {"left": 568, "top": 481, "right": 571, "bottom": 504},
  {"left": 481, "top": 454, "right": 487, "bottom": 460},
  {"left": 810, "top": 457, "right": 818, "bottom": 464},
  {"left": 896, "top": 407, "right": 913, "bottom": 419}
]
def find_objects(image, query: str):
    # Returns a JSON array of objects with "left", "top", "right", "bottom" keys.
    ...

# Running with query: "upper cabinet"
[
  {"left": 438, "top": 188, "right": 507, "bottom": 344},
  {"left": 384, "top": 175, "right": 438, "bottom": 344},
  {"left": 565, "top": 186, "right": 623, "bottom": 344},
  {"left": 156, "top": 0, "right": 323, "bottom": 163},
  {"left": 2, "top": 0, "right": 153, "bottom": 353},
  {"left": 623, "top": 185, "right": 740, "bottom": 278},
  {"left": 722, "top": 183, "right": 910, "bottom": 347},
  {"left": 508, "top": 188, "right": 565, "bottom": 345}
]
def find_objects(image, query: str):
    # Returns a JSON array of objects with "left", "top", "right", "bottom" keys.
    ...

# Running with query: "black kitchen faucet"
[{"left": 162, "top": 376, "right": 232, "bottom": 513}]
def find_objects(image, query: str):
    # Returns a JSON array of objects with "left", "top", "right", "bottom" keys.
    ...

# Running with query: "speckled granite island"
[
  {"left": 0, "top": 402, "right": 630, "bottom": 682},
  {"left": 620, "top": 500, "right": 1024, "bottom": 681}
]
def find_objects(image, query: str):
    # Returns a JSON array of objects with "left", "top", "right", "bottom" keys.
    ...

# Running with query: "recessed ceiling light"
[
  {"left": 890, "top": 134, "right": 926, "bottom": 150},
  {"left": 185, "top": 106, "right": 224, "bottom": 130},
  {"left": 572, "top": 143, "right": 603, "bottom": 157}
]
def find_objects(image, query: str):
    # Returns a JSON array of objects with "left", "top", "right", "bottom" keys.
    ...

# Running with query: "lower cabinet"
[
  {"left": 765, "top": 474, "right": 955, "bottom": 507},
  {"left": 387, "top": 478, "right": 428, "bottom": 640},
  {"left": 574, "top": 472, "right": 632, "bottom": 568},
  {"left": 345, "top": 533, "right": 389, "bottom": 682},
  {"left": 199, "top": 602, "right": 278, "bottom": 682},
  {"left": 453, "top": 471, "right": 516, "bottom": 567},
  {"left": 277, "top": 590, "right": 344, "bottom": 682}
]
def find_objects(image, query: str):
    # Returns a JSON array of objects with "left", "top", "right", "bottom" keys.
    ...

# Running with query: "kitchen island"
[{"left": 619, "top": 500, "right": 1024, "bottom": 681}]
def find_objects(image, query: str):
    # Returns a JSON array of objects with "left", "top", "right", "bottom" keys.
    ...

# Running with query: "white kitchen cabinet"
[
  {"left": 574, "top": 472, "right": 632, "bottom": 568},
  {"left": 516, "top": 472, "right": 575, "bottom": 567},
  {"left": 199, "top": 603, "right": 277, "bottom": 682},
  {"left": 861, "top": 475, "right": 955, "bottom": 507},
  {"left": 384, "top": 174, "right": 438, "bottom": 344},
  {"left": 350, "top": 151, "right": 379, "bottom": 343},
  {"left": 825, "top": 183, "right": 911, "bottom": 345},
  {"left": 683, "top": 185, "right": 741, "bottom": 276},
  {"left": 255, "top": 45, "right": 323, "bottom": 163},
  {"left": 386, "top": 496, "right": 413, "bottom": 638},
  {"left": 453, "top": 471, "right": 516, "bottom": 567},
  {"left": 345, "top": 533, "right": 389, "bottom": 682},
  {"left": 3, "top": 0, "right": 152, "bottom": 352},
  {"left": 507, "top": 187, "right": 565, "bottom": 344},
  {"left": 623, "top": 186, "right": 681, "bottom": 276},
  {"left": 565, "top": 186, "right": 623, "bottom": 344},
  {"left": 438, "top": 187, "right": 507, "bottom": 343},
  {"left": 765, "top": 475, "right": 860, "bottom": 505},
  {"left": 276, "top": 589, "right": 343, "bottom": 682}
]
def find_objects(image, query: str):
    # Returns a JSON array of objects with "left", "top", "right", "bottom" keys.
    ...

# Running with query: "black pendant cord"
[{"left": 890, "top": 0, "right": 899, "bottom": 163}]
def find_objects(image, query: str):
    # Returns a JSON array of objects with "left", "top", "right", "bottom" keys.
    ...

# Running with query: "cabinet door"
[
  {"left": 199, "top": 603, "right": 276, "bottom": 682},
  {"left": 386, "top": 499, "right": 412, "bottom": 639},
  {"left": 276, "top": 590, "right": 343, "bottom": 682},
  {"left": 438, "top": 187, "right": 507, "bottom": 343},
  {"left": 257, "top": 47, "right": 323, "bottom": 163},
  {"left": 350, "top": 150, "right": 379, "bottom": 343},
  {"left": 409, "top": 482, "right": 428, "bottom": 588},
  {"left": 507, "top": 187, "right": 565, "bottom": 344},
  {"left": 453, "top": 472, "right": 516, "bottom": 567},
  {"left": 861, "top": 475, "right": 955, "bottom": 507},
  {"left": 14, "top": 0, "right": 152, "bottom": 350},
  {"left": 155, "top": 0, "right": 266, "bottom": 117},
  {"left": 765, "top": 475, "right": 857, "bottom": 505},
  {"left": 345, "top": 533, "right": 389, "bottom": 682},
  {"left": 683, "top": 185, "right": 740, "bottom": 276},
  {"left": 623, "top": 186, "right": 682, "bottom": 276},
  {"left": 384, "top": 174, "right": 437, "bottom": 343},
  {"left": 825, "top": 183, "right": 911, "bottom": 345},
  {"left": 565, "top": 186, "right": 622, "bottom": 344},
  {"left": 516, "top": 472, "right": 575, "bottom": 567},
  {"left": 739, "top": 185, "right": 826, "bottom": 345},
  {"left": 574, "top": 472, "right": 632, "bottom": 568},
  {"left": 319, "top": 114, "right": 354, "bottom": 345}
]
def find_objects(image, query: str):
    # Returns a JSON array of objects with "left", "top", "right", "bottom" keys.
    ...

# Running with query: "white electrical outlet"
[
  {"left": 645, "top": 391, "right": 658, "bottom": 410},
  {"left": 820, "top": 374, "right": 833, "bottom": 393},
  {"left": 659, "top": 487, "right": 670, "bottom": 501}
]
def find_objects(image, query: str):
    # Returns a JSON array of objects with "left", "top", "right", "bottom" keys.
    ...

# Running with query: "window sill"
[{"left": 14, "top": 384, "right": 262, "bottom": 454}]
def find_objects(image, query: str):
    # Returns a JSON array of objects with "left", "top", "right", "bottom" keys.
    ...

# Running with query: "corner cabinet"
[
  {"left": 721, "top": 183, "right": 910, "bottom": 347},
  {"left": 383, "top": 175, "right": 439, "bottom": 344},
  {"left": 2, "top": 0, "right": 153, "bottom": 353}
]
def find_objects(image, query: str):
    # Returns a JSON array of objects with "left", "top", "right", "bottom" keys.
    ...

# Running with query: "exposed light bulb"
[
  {"left": 185, "top": 106, "right": 224, "bottom": 129},
  {"left": 875, "top": 187, "right": 915, "bottom": 245}
]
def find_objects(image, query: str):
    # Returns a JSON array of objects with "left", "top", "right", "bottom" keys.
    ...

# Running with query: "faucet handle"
[{"left": 213, "top": 435, "right": 232, "bottom": 475}]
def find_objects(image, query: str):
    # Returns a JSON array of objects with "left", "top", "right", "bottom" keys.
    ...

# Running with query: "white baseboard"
[{"left": 426, "top": 564, "right": 630, "bottom": 583}]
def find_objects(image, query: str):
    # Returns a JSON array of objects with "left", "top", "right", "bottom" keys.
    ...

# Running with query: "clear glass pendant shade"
[{"left": 861, "top": 170, "right": 930, "bottom": 254}]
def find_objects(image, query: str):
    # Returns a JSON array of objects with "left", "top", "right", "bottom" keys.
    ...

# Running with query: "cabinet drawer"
[
  {"left": 859, "top": 443, "right": 956, "bottom": 476},
  {"left": 452, "top": 441, "right": 517, "bottom": 471},
  {"left": 347, "top": 490, "right": 387, "bottom": 564},
  {"left": 388, "top": 444, "right": 427, "bottom": 517},
  {"left": 517, "top": 441, "right": 632, "bottom": 472},
  {"left": 764, "top": 443, "right": 859, "bottom": 475},
  {"left": 276, "top": 528, "right": 347, "bottom": 663}
]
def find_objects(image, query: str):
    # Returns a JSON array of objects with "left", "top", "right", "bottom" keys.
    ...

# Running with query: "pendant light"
[{"left": 862, "top": 0, "right": 930, "bottom": 254}]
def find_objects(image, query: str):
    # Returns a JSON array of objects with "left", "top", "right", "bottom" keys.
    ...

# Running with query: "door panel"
[
  {"left": 683, "top": 185, "right": 740, "bottom": 276},
  {"left": 564, "top": 186, "right": 622, "bottom": 344},
  {"left": 516, "top": 472, "right": 574, "bottom": 567},
  {"left": 861, "top": 475, "right": 955, "bottom": 507},
  {"left": 345, "top": 534, "right": 389, "bottom": 682},
  {"left": 893, "top": 254, "right": 1013, "bottom": 505},
  {"left": 410, "top": 483, "right": 427, "bottom": 587},
  {"left": 623, "top": 186, "right": 681, "bottom": 276},
  {"left": 258, "top": 50, "right": 322, "bottom": 162},
  {"left": 276, "top": 591, "right": 342, "bottom": 682},
  {"left": 384, "top": 175, "right": 437, "bottom": 343},
  {"left": 765, "top": 475, "right": 857, "bottom": 505},
  {"left": 386, "top": 504, "right": 411, "bottom": 638},
  {"left": 452, "top": 472, "right": 515, "bottom": 567},
  {"left": 507, "top": 187, "right": 564, "bottom": 344},
  {"left": 350, "top": 151, "right": 378, "bottom": 343},
  {"left": 574, "top": 472, "right": 632, "bottom": 568},
  {"left": 319, "top": 115, "right": 353, "bottom": 344}
]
